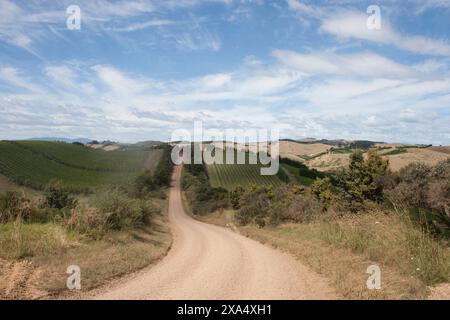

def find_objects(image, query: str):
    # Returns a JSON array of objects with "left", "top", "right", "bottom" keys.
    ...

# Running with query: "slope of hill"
[
  {"left": 12, "top": 140, "right": 147, "bottom": 172},
  {"left": 204, "top": 148, "right": 284, "bottom": 190},
  {"left": 0, "top": 141, "right": 161, "bottom": 192}
]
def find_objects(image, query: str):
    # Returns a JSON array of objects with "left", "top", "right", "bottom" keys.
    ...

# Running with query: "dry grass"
[
  {"left": 0, "top": 197, "right": 172, "bottom": 299},
  {"left": 279, "top": 141, "right": 331, "bottom": 161},
  {"left": 387, "top": 148, "right": 450, "bottom": 171},
  {"left": 304, "top": 147, "right": 450, "bottom": 172},
  {"left": 306, "top": 153, "right": 350, "bottom": 172},
  {"left": 429, "top": 146, "right": 450, "bottom": 155},
  {"left": 197, "top": 209, "right": 450, "bottom": 299}
]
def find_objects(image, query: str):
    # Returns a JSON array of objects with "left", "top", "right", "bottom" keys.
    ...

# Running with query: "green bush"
[
  {"left": 134, "top": 145, "right": 174, "bottom": 195},
  {"left": 337, "top": 150, "right": 389, "bottom": 209},
  {"left": 183, "top": 164, "right": 230, "bottom": 215},
  {"left": 235, "top": 187, "right": 270, "bottom": 227},
  {"left": 311, "top": 177, "right": 340, "bottom": 209},
  {"left": 66, "top": 207, "right": 110, "bottom": 239},
  {"left": 44, "top": 181, "right": 77, "bottom": 209},
  {"left": 93, "top": 189, "right": 159, "bottom": 230}
]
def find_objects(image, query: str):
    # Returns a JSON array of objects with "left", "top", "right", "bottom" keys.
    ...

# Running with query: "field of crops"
[
  {"left": 206, "top": 163, "right": 283, "bottom": 190},
  {"left": 10, "top": 140, "right": 147, "bottom": 172},
  {"left": 0, "top": 141, "right": 161, "bottom": 192},
  {"left": 204, "top": 148, "right": 284, "bottom": 190}
]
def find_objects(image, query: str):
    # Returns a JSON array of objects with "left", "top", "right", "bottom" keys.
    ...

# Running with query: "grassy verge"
[
  {"left": 194, "top": 208, "right": 450, "bottom": 299},
  {"left": 0, "top": 196, "right": 172, "bottom": 299}
]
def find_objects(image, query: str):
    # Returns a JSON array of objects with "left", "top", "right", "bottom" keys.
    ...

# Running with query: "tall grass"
[{"left": 315, "top": 210, "right": 450, "bottom": 285}]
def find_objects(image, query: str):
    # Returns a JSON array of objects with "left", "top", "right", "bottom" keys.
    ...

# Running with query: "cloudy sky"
[{"left": 0, "top": 0, "right": 449, "bottom": 144}]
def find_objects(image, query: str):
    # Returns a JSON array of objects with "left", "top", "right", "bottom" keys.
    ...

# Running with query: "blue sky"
[{"left": 0, "top": 0, "right": 449, "bottom": 144}]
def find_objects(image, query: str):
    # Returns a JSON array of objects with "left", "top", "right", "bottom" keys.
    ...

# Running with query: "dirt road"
[{"left": 95, "top": 166, "right": 336, "bottom": 299}]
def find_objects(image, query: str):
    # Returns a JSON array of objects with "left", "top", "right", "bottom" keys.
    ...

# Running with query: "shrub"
[
  {"left": 93, "top": 189, "right": 159, "bottom": 230},
  {"left": 0, "top": 191, "right": 33, "bottom": 222},
  {"left": 183, "top": 165, "right": 230, "bottom": 215},
  {"left": 282, "top": 194, "right": 323, "bottom": 223},
  {"left": 311, "top": 177, "right": 340, "bottom": 209},
  {"left": 235, "top": 187, "right": 270, "bottom": 227},
  {"left": 44, "top": 181, "right": 77, "bottom": 209},
  {"left": 230, "top": 186, "right": 245, "bottom": 209},
  {"left": 337, "top": 150, "right": 389, "bottom": 209},
  {"left": 134, "top": 145, "right": 174, "bottom": 195},
  {"left": 66, "top": 207, "right": 109, "bottom": 239},
  {"left": 427, "top": 180, "right": 450, "bottom": 218}
]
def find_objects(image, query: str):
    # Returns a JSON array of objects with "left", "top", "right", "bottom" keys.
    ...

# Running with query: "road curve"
[{"left": 95, "top": 165, "right": 337, "bottom": 300}]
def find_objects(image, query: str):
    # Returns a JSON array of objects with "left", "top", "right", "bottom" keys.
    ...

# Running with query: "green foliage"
[
  {"left": 205, "top": 148, "right": 284, "bottom": 190},
  {"left": 91, "top": 188, "right": 159, "bottom": 230},
  {"left": 0, "top": 141, "right": 149, "bottom": 192},
  {"left": 234, "top": 185, "right": 323, "bottom": 227},
  {"left": 235, "top": 187, "right": 271, "bottom": 227},
  {"left": 9, "top": 140, "right": 147, "bottom": 172},
  {"left": 183, "top": 164, "right": 230, "bottom": 215},
  {"left": 280, "top": 157, "right": 327, "bottom": 185},
  {"left": 134, "top": 145, "right": 174, "bottom": 195},
  {"left": 385, "top": 160, "right": 450, "bottom": 237},
  {"left": 230, "top": 186, "right": 245, "bottom": 209},
  {"left": 383, "top": 148, "right": 407, "bottom": 156},
  {"left": 44, "top": 181, "right": 77, "bottom": 209},
  {"left": 349, "top": 140, "right": 377, "bottom": 150},
  {"left": 208, "top": 163, "right": 283, "bottom": 190},
  {"left": 311, "top": 177, "right": 340, "bottom": 209},
  {"left": 338, "top": 150, "right": 389, "bottom": 207}
]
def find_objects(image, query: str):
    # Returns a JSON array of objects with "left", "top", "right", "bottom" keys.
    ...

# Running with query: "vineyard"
[
  {"left": 203, "top": 148, "right": 285, "bottom": 190},
  {"left": 0, "top": 141, "right": 161, "bottom": 192},
  {"left": 9, "top": 140, "right": 148, "bottom": 172},
  {"left": 207, "top": 163, "right": 284, "bottom": 190}
]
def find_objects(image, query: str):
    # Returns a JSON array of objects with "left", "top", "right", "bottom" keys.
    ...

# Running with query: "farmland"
[
  {"left": 0, "top": 141, "right": 161, "bottom": 192},
  {"left": 204, "top": 148, "right": 284, "bottom": 190},
  {"left": 9, "top": 140, "right": 148, "bottom": 172},
  {"left": 207, "top": 163, "right": 284, "bottom": 190}
]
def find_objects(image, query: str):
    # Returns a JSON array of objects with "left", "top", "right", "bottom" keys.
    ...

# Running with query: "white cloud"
[
  {"left": 286, "top": 2, "right": 450, "bottom": 57},
  {"left": 320, "top": 11, "right": 450, "bottom": 56},
  {"left": 111, "top": 20, "right": 174, "bottom": 32},
  {"left": 273, "top": 50, "right": 416, "bottom": 79}
]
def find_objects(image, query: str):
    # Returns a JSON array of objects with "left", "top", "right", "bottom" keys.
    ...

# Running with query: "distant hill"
[{"left": 29, "top": 137, "right": 92, "bottom": 144}]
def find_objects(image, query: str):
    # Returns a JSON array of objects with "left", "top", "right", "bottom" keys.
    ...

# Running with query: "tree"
[{"left": 341, "top": 150, "right": 389, "bottom": 206}]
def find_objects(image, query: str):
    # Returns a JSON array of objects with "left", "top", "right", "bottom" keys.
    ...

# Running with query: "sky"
[{"left": 0, "top": 0, "right": 449, "bottom": 144}]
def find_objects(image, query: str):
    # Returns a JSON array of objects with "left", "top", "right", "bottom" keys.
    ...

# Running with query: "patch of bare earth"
[
  {"left": 428, "top": 283, "right": 450, "bottom": 300},
  {"left": 0, "top": 259, "right": 46, "bottom": 300}
]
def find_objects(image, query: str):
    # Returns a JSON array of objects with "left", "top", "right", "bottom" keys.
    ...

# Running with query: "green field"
[
  {"left": 207, "top": 163, "right": 284, "bottom": 190},
  {"left": 0, "top": 141, "right": 160, "bottom": 192},
  {"left": 204, "top": 148, "right": 284, "bottom": 190},
  {"left": 9, "top": 140, "right": 147, "bottom": 171},
  {"left": 280, "top": 163, "right": 315, "bottom": 186}
]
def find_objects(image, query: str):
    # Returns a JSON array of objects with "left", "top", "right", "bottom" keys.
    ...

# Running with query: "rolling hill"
[
  {"left": 204, "top": 148, "right": 285, "bottom": 190},
  {"left": 0, "top": 140, "right": 162, "bottom": 192}
]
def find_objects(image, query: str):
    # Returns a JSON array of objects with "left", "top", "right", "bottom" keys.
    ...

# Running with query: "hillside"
[
  {"left": 205, "top": 148, "right": 284, "bottom": 190},
  {"left": 0, "top": 141, "right": 162, "bottom": 192}
]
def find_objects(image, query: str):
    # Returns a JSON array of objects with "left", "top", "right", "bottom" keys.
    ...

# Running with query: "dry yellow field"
[
  {"left": 306, "top": 153, "right": 350, "bottom": 172},
  {"left": 306, "top": 147, "right": 450, "bottom": 172},
  {"left": 387, "top": 148, "right": 450, "bottom": 171},
  {"left": 279, "top": 141, "right": 331, "bottom": 161}
]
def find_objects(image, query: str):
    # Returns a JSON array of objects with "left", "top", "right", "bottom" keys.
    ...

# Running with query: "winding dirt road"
[{"left": 95, "top": 166, "right": 336, "bottom": 300}]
